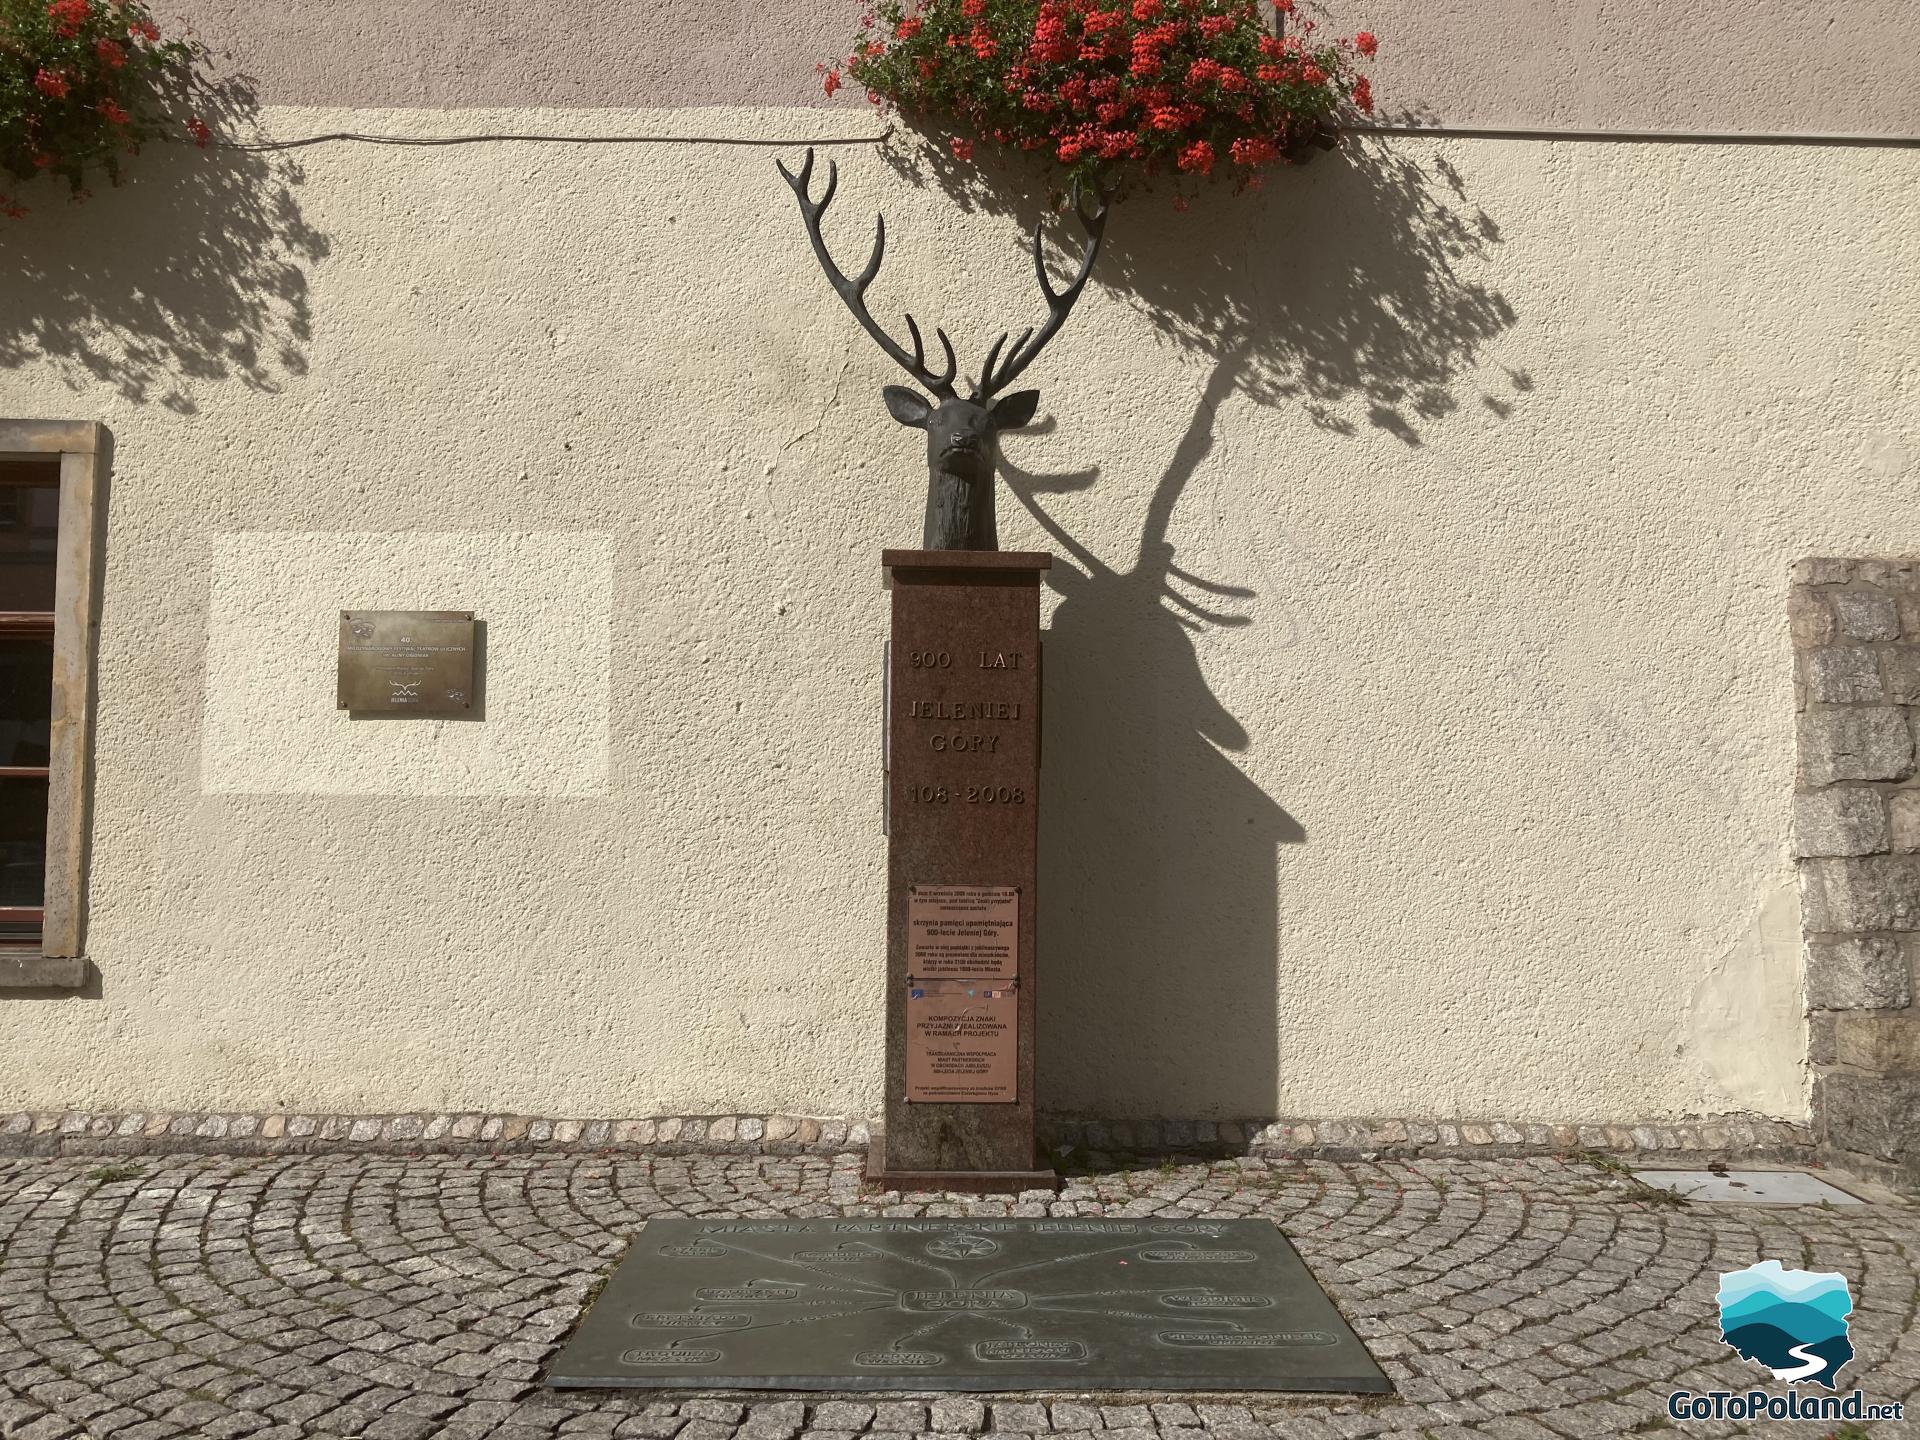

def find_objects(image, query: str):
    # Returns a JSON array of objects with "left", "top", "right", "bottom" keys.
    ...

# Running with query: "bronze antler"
[
  {"left": 776, "top": 147, "right": 959, "bottom": 400},
  {"left": 975, "top": 187, "right": 1110, "bottom": 399}
]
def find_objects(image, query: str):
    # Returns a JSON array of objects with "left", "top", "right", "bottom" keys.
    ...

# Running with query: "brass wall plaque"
[
  {"left": 906, "top": 980, "right": 1017, "bottom": 1103},
  {"left": 337, "top": 610, "right": 476, "bottom": 713},
  {"left": 908, "top": 885, "right": 1018, "bottom": 980}
]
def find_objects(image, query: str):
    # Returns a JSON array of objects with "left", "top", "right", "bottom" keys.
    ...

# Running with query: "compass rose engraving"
[{"left": 926, "top": 1232, "right": 1000, "bottom": 1261}]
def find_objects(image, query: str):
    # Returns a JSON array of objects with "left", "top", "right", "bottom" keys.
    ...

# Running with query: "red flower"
[
  {"left": 1300, "top": 62, "right": 1327, "bottom": 86},
  {"left": 98, "top": 98, "right": 131, "bottom": 125},
  {"left": 949, "top": 136, "right": 974, "bottom": 161},
  {"left": 1130, "top": 0, "right": 1160, "bottom": 18},
  {"left": 895, "top": 14, "right": 922, "bottom": 38},
  {"left": 1177, "top": 138, "right": 1214, "bottom": 173},
  {"left": 130, "top": 18, "right": 159, "bottom": 40},
  {"left": 822, "top": 69, "right": 842, "bottom": 97},
  {"left": 47, "top": 0, "right": 88, "bottom": 37},
  {"left": 1354, "top": 30, "right": 1378, "bottom": 57},
  {"left": 32, "top": 69, "right": 70, "bottom": 99},
  {"left": 95, "top": 38, "right": 127, "bottom": 68},
  {"left": 1353, "top": 75, "right": 1373, "bottom": 112},
  {"left": 187, "top": 115, "right": 211, "bottom": 147},
  {"left": 1229, "top": 135, "right": 1277, "bottom": 166},
  {"left": 962, "top": 0, "right": 986, "bottom": 14}
]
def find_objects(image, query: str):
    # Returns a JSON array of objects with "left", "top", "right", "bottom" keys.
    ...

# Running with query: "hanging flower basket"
[
  {"left": 0, "top": 0, "right": 203, "bottom": 217},
  {"left": 832, "top": 0, "right": 1376, "bottom": 203}
]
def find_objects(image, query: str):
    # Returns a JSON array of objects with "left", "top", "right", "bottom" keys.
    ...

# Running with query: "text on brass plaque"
[
  {"left": 906, "top": 979, "right": 1017, "bottom": 1104},
  {"left": 908, "top": 885, "right": 1017, "bottom": 980},
  {"left": 337, "top": 610, "right": 476, "bottom": 714}
]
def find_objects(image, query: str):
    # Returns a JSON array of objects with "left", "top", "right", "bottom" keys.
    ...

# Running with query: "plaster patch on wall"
[
  {"left": 1687, "top": 879, "right": 1806, "bottom": 1119},
  {"left": 200, "top": 531, "right": 613, "bottom": 796}
]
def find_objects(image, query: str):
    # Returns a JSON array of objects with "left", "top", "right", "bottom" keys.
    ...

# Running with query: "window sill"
[{"left": 0, "top": 952, "right": 86, "bottom": 988}]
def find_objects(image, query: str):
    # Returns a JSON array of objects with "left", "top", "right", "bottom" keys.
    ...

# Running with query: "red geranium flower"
[
  {"left": 949, "top": 136, "right": 974, "bottom": 161},
  {"left": 822, "top": 69, "right": 842, "bottom": 96},
  {"left": 1354, "top": 31, "right": 1378, "bottom": 57},
  {"left": 32, "top": 69, "right": 71, "bottom": 99},
  {"left": 47, "top": 0, "right": 89, "bottom": 37},
  {"left": 98, "top": 98, "right": 131, "bottom": 125},
  {"left": 1177, "top": 138, "right": 1214, "bottom": 173},
  {"left": 187, "top": 116, "right": 212, "bottom": 147},
  {"left": 96, "top": 38, "right": 127, "bottom": 68}
]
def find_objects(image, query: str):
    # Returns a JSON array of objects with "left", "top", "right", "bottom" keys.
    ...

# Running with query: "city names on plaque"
[
  {"left": 337, "top": 610, "right": 476, "bottom": 714},
  {"left": 546, "top": 1218, "right": 1390, "bottom": 1392}
]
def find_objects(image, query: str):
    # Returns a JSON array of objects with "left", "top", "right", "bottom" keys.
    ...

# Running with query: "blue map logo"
[{"left": 1716, "top": 1261, "right": 1854, "bottom": 1391}]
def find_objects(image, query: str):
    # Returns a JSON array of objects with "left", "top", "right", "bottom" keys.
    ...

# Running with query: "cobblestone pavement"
[{"left": 1, "top": 1154, "right": 1915, "bottom": 1440}]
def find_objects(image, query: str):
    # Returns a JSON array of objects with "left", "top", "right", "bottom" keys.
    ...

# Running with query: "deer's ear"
[
  {"left": 883, "top": 385, "right": 933, "bottom": 429},
  {"left": 990, "top": 389, "right": 1041, "bottom": 429}
]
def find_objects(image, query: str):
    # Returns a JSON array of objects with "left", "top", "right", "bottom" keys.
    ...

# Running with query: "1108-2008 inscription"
[{"left": 905, "top": 785, "right": 1026, "bottom": 804}]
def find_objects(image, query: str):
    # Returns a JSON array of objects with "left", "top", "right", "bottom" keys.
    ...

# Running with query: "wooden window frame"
[{"left": 0, "top": 421, "right": 107, "bottom": 989}]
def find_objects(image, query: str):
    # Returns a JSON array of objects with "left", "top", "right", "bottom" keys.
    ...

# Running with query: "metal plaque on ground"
[{"left": 546, "top": 1218, "right": 1388, "bottom": 1393}]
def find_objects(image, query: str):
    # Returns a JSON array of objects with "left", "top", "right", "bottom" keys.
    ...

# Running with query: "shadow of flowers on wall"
[
  {"left": 880, "top": 138, "right": 1520, "bottom": 444},
  {"left": 0, "top": 73, "right": 327, "bottom": 414}
]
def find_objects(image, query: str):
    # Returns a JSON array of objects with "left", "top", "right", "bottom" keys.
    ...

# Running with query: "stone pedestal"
[{"left": 870, "top": 550, "right": 1055, "bottom": 1193}]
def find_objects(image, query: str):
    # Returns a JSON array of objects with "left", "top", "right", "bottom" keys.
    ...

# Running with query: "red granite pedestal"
[{"left": 869, "top": 550, "right": 1056, "bottom": 1194}]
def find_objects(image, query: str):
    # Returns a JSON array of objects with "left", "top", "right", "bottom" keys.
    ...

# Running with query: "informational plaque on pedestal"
[
  {"left": 908, "top": 885, "right": 1018, "bottom": 980},
  {"left": 905, "top": 979, "right": 1017, "bottom": 1103}
]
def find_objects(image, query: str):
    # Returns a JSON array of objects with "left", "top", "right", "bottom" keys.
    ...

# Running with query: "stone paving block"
[
  {"left": 810, "top": 1403, "right": 874, "bottom": 1432},
  {"left": 1048, "top": 1402, "right": 1103, "bottom": 1431},
  {"left": 991, "top": 1403, "right": 1049, "bottom": 1432},
  {"left": 929, "top": 1399, "right": 985, "bottom": 1432}
]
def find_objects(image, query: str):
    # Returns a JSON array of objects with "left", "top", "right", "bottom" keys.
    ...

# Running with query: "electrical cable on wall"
[{"left": 216, "top": 122, "right": 1920, "bottom": 153}]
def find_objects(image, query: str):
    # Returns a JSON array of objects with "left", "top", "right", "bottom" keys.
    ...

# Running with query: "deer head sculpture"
[{"left": 777, "top": 148, "right": 1108, "bottom": 551}]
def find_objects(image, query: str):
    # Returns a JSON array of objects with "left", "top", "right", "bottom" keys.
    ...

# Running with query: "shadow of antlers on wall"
[
  {"left": 0, "top": 71, "right": 327, "bottom": 415},
  {"left": 879, "top": 136, "right": 1522, "bottom": 444}
]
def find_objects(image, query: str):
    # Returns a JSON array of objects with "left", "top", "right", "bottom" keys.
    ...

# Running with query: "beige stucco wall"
[
  {"left": 174, "top": 0, "right": 1920, "bottom": 134},
  {"left": 2, "top": 104, "right": 1916, "bottom": 1125}
]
